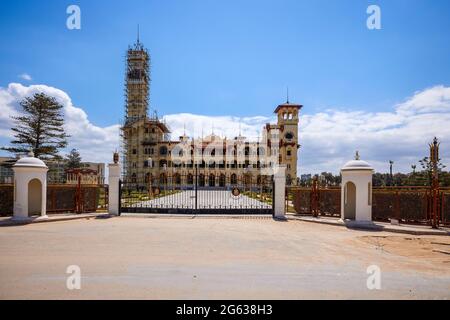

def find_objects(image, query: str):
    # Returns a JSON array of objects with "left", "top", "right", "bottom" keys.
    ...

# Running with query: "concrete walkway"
[
  {"left": 0, "top": 213, "right": 109, "bottom": 227},
  {"left": 289, "top": 214, "right": 450, "bottom": 236},
  {"left": 2, "top": 212, "right": 449, "bottom": 237}
]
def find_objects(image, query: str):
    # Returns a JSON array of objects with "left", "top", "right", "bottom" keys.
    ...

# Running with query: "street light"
[{"left": 389, "top": 160, "right": 394, "bottom": 186}]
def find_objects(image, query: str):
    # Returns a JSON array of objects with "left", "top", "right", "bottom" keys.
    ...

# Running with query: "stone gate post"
[
  {"left": 108, "top": 152, "right": 121, "bottom": 216},
  {"left": 273, "top": 165, "right": 286, "bottom": 219}
]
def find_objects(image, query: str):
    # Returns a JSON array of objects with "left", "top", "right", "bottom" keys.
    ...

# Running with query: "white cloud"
[
  {"left": 165, "top": 86, "right": 450, "bottom": 174},
  {"left": 1, "top": 82, "right": 449, "bottom": 175},
  {"left": 0, "top": 83, "right": 120, "bottom": 164},
  {"left": 299, "top": 85, "right": 450, "bottom": 174},
  {"left": 162, "top": 113, "right": 273, "bottom": 141},
  {"left": 18, "top": 73, "right": 32, "bottom": 81}
]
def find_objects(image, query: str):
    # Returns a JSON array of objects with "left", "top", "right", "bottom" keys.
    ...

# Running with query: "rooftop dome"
[
  {"left": 13, "top": 155, "right": 47, "bottom": 169},
  {"left": 341, "top": 151, "right": 374, "bottom": 171},
  {"left": 341, "top": 160, "right": 373, "bottom": 171}
]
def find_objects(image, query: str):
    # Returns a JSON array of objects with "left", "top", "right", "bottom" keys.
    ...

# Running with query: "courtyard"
[
  {"left": 126, "top": 190, "right": 272, "bottom": 209},
  {"left": 0, "top": 216, "right": 449, "bottom": 300}
]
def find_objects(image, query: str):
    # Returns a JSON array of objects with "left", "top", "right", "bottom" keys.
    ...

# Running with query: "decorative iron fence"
[
  {"left": 120, "top": 171, "right": 274, "bottom": 214},
  {"left": 0, "top": 175, "right": 108, "bottom": 216},
  {"left": 0, "top": 184, "right": 14, "bottom": 216},
  {"left": 288, "top": 186, "right": 450, "bottom": 226},
  {"left": 46, "top": 184, "right": 108, "bottom": 214}
]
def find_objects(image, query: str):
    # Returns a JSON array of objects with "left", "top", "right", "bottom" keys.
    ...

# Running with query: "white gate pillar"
[
  {"left": 12, "top": 152, "right": 49, "bottom": 220},
  {"left": 273, "top": 165, "right": 286, "bottom": 219},
  {"left": 340, "top": 152, "right": 374, "bottom": 225},
  {"left": 108, "top": 152, "right": 121, "bottom": 216}
]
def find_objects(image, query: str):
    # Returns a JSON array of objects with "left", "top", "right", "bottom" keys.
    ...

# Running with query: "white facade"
[
  {"left": 340, "top": 158, "right": 374, "bottom": 223},
  {"left": 12, "top": 155, "right": 49, "bottom": 220}
]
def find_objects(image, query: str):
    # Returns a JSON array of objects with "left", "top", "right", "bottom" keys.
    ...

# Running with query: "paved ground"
[
  {"left": 0, "top": 216, "right": 449, "bottom": 299},
  {"left": 290, "top": 215, "right": 450, "bottom": 236},
  {"left": 129, "top": 190, "right": 272, "bottom": 209}
]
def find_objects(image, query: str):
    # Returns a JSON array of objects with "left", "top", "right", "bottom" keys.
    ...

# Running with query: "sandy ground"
[{"left": 0, "top": 216, "right": 449, "bottom": 300}]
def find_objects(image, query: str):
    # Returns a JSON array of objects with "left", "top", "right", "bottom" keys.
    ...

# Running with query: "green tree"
[
  {"left": 65, "top": 148, "right": 83, "bottom": 169},
  {"left": 1, "top": 93, "right": 69, "bottom": 159}
]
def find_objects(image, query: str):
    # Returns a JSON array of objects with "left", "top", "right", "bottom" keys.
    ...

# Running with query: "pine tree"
[
  {"left": 1, "top": 92, "right": 69, "bottom": 159},
  {"left": 65, "top": 148, "right": 83, "bottom": 169}
]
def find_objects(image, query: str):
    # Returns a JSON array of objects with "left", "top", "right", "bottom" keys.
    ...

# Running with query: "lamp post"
[
  {"left": 389, "top": 160, "right": 394, "bottom": 186},
  {"left": 411, "top": 164, "right": 417, "bottom": 185},
  {"left": 429, "top": 137, "right": 440, "bottom": 229}
]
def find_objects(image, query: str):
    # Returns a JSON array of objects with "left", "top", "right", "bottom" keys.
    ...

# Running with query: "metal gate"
[{"left": 119, "top": 171, "right": 274, "bottom": 215}]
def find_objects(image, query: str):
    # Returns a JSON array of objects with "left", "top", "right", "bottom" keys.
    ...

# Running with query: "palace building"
[{"left": 121, "top": 37, "right": 301, "bottom": 187}]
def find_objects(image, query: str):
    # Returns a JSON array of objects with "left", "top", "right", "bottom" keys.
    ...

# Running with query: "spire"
[
  {"left": 137, "top": 24, "right": 140, "bottom": 45},
  {"left": 286, "top": 86, "right": 290, "bottom": 104}
]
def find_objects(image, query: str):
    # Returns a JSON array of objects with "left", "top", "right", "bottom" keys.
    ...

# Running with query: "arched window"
[
  {"left": 199, "top": 174, "right": 205, "bottom": 187},
  {"left": 187, "top": 174, "right": 194, "bottom": 185},
  {"left": 174, "top": 173, "right": 181, "bottom": 185},
  {"left": 209, "top": 174, "right": 215, "bottom": 187},
  {"left": 159, "top": 160, "right": 167, "bottom": 168},
  {"left": 230, "top": 174, "right": 237, "bottom": 185},
  {"left": 286, "top": 175, "right": 292, "bottom": 185},
  {"left": 244, "top": 174, "right": 252, "bottom": 186},
  {"left": 219, "top": 174, "right": 226, "bottom": 187},
  {"left": 159, "top": 146, "right": 168, "bottom": 155}
]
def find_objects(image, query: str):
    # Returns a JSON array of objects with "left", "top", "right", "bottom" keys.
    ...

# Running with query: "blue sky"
[{"left": 1, "top": 0, "right": 450, "bottom": 173}]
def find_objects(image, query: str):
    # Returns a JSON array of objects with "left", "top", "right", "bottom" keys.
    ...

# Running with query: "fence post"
[
  {"left": 273, "top": 165, "right": 286, "bottom": 219},
  {"left": 108, "top": 155, "right": 121, "bottom": 216},
  {"left": 76, "top": 173, "right": 82, "bottom": 214},
  {"left": 311, "top": 176, "right": 319, "bottom": 217}
]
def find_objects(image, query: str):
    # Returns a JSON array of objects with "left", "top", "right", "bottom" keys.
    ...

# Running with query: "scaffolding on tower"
[{"left": 121, "top": 36, "right": 151, "bottom": 182}]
